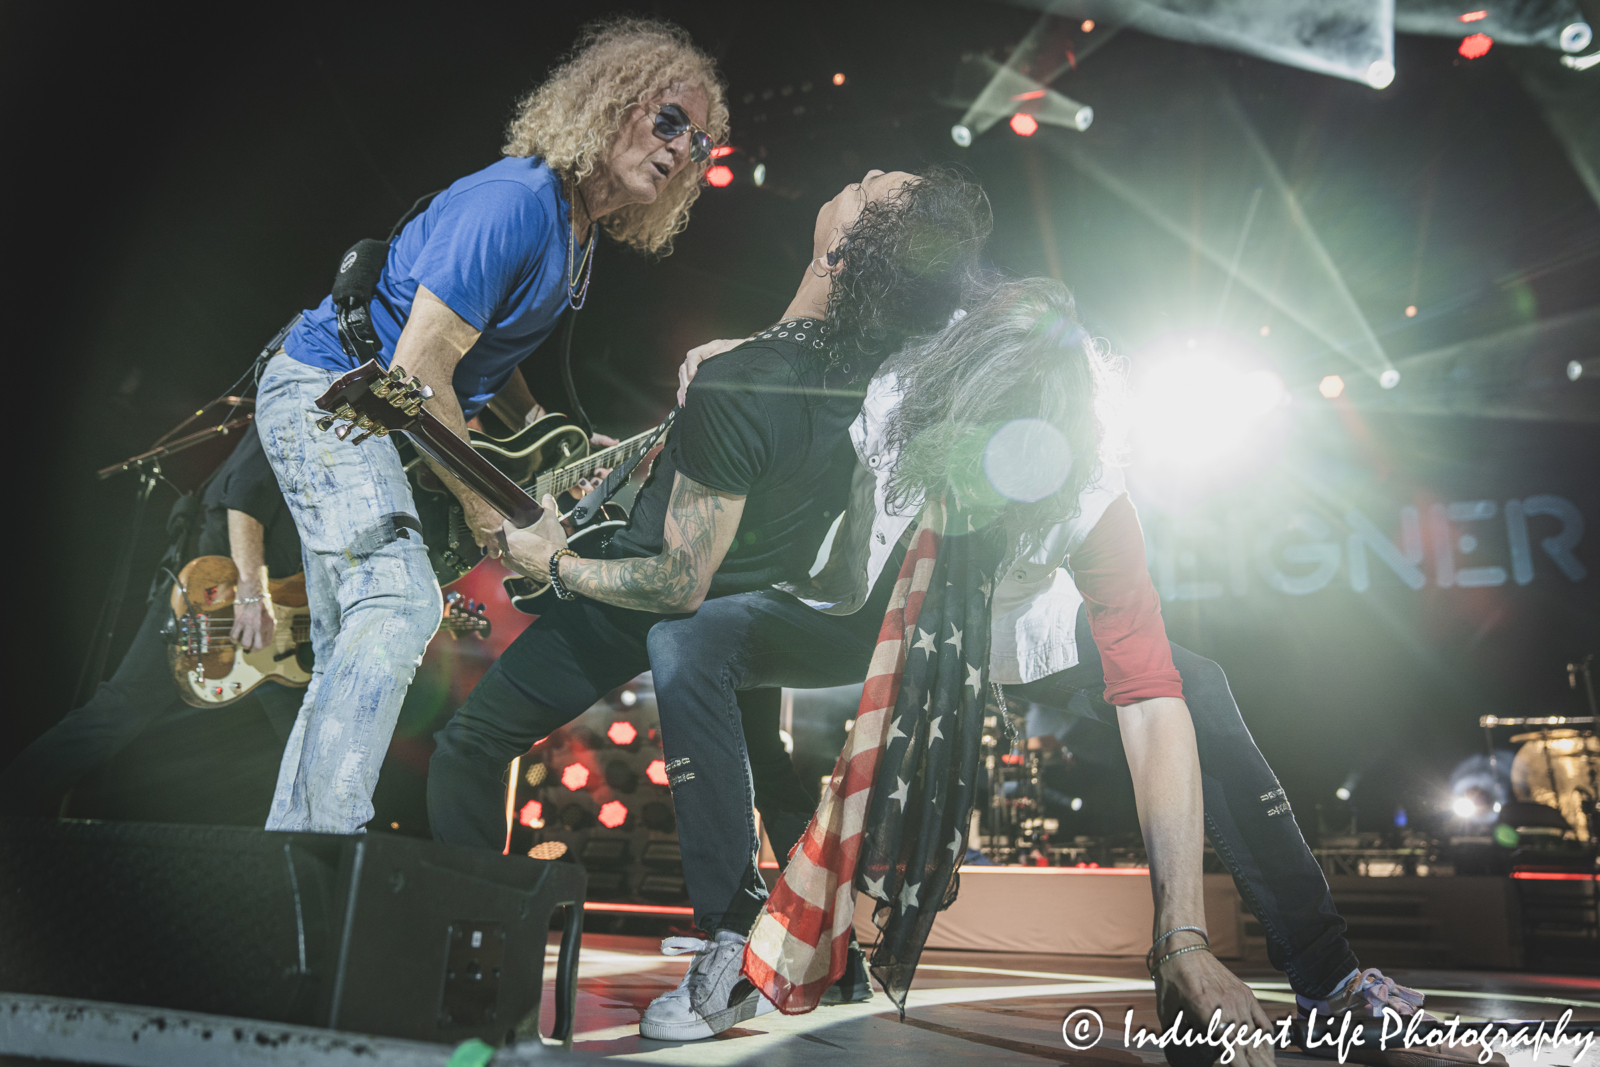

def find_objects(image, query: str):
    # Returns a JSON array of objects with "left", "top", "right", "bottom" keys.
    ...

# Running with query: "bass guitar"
[{"left": 167, "top": 555, "right": 489, "bottom": 707}]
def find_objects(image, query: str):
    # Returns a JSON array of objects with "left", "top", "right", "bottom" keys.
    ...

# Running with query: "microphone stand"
[{"left": 71, "top": 406, "right": 253, "bottom": 710}]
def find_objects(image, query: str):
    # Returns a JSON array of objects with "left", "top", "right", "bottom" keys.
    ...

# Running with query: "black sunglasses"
[{"left": 653, "top": 103, "right": 713, "bottom": 164}]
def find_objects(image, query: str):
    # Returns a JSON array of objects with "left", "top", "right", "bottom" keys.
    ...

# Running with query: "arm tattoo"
[{"left": 562, "top": 472, "right": 745, "bottom": 614}]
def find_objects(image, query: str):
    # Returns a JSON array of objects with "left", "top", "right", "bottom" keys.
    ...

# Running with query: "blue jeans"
[{"left": 255, "top": 352, "right": 441, "bottom": 833}]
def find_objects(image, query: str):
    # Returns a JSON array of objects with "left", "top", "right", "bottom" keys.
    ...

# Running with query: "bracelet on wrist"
[
  {"left": 1150, "top": 943, "right": 1210, "bottom": 975},
  {"left": 548, "top": 548, "right": 579, "bottom": 601},
  {"left": 1146, "top": 926, "right": 1208, "bottom": 973},
  {"left": 237, "top": 595, "right": 264, "bottom": 606}
]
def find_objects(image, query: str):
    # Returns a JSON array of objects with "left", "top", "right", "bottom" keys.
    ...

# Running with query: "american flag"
[{"left": 743, "top": 499, "right": 1000, "bottom": 1015}]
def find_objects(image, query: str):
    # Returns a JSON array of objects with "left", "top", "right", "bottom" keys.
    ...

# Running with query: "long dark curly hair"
[
  {"left": 824, "top": 166, "right": 993, "bottom": 383},
  {"left": 882, "top": 276, "right": 1122, "bottom": 560}
]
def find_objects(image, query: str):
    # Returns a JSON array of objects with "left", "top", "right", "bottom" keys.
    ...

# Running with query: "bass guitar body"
[
  {"left": 166, "top": 556, "right": 492, "bottom": 707},
  {"left": 167, "top": 556, "right": 312, "bottom": 707}
]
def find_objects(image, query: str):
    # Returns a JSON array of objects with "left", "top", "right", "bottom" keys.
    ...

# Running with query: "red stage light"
[
  {"left": 607, "top": 721, "right": 638, "bottom": 746},
  {"left": 518, "top": 800, "right": 543, "bottom": 827},
  {"left": 1459, "top": 33, "right": 1493, "bottom": 58},
  {"left": 1011, "top": 89, "right": 1046, "bottom": 101},
  {"left": 1009, "top": 113, "right": 1039, "bottom": 137},
  {"left": 709, "top": 145, "right": 734, "bottom": 159},
  {"left": 1459, "top": 10, "right": 1487, "bottom": 21},
  {"left": 705, "top": 165, "right": 734, "bottom": 187},
  {"left": 597, "top": 800, "right": 628, "bottom": 828},
  {"left": 1001, "top": 753, "right": 1025, "bottom": 765},
  {"left": 1081, "top": 19, "right": 1095, "bottom": 31},
  {"left": 1405, "top": 304, "right": 1418, "bottom": 317},
  {"left": 646, "top": 759, "right": 669, "bottom": 786},
  {"left": 832, "top": 72, "right": 846, "bottom": 86},
  {"left": 560, "top": 763, "right": 590, "bottom": 790}
]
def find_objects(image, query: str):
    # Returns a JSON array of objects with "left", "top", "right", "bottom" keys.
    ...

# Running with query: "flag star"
[
  {"left": 966, "top": 663, "right": 983, "bottom": 695},
  {"left": 889, "top": 777, "right": 910, "bottom": 807},
  {"left": 887, "top": 717, "right": 906, "bottom": 742},
  {"left": 899, "top": 879, "right": 921, "bottom": 911},
  {"left": 923, "top": 692, "right": 932, "bottom": 713},
  {"left": 948, "top": 828, "right": 964, "bottom": 860},
  {"left": 912, "top": 628, "right": 937, "bottom": 654},
  {"left": 979, "top": 577, "right": 992, "bottom": 601},
  {"left": 929, "top": 716, "right": 944, "bottom": 742},
  {"left": 966, "top": 515, "right": 975, "bottom": 533},
  {"left": 945, "top": 625, "right": 963, "bottom": 656},
  {"left": 863, "top": 874, "right": 887, "bottom": 900}
]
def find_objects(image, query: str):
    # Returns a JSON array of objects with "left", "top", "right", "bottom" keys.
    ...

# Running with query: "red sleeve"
[{"left": 1068, "top": 494, "right": 1183, "bottom": 706}]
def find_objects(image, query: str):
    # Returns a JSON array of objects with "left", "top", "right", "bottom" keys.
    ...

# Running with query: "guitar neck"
[
  {"left": 406, "top": 411, "right": 544, "bottom": 528},
  {"left": 534, "top": 426, "right": 663, "bottom": 500}
]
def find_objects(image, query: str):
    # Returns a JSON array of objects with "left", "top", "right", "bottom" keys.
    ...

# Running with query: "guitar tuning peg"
[
  {"left": 350, "top": 429, "right": 377, "bottom": 445},
  {"left": 334, "top": 423, "right": 356, "bottom": 441},
  {"left": 419, "top": 385, "right": 435, "bottom": 399},
  {"left": 386, "top": 365, "right": 407, "bottom": 382},
  {"left": 446, "top": 591, "right": 462, "bottom": 604},
  {"left": 316, "top": 413, "right": 338, "bottom": 431}
]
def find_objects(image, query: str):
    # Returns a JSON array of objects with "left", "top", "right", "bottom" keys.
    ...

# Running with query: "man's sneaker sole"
[{"left": 639, "top": 983, "right": 774, "bottom": 1041}]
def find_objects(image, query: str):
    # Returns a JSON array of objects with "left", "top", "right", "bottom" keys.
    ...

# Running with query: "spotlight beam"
[
  {"left": 955, "top": 14, "right": 1114, "bottom": 137},
  {"left": 1220, "top": 91, "right": 1395, "bottom": 381}
]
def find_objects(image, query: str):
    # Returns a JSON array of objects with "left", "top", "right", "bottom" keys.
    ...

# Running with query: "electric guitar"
[
  {"left": 166, "top": 555, "right": 489, "bottom": 707},
  {"left": 403, "top": 414, "right": 666, "bottom": 586},
  {"left": 316, "top": 360, "right": 672, "bottom": 606}
]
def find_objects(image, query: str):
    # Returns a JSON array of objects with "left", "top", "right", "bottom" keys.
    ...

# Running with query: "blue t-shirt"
[{"left": 285, "top": 156, "right": 575, "bottom": 418}]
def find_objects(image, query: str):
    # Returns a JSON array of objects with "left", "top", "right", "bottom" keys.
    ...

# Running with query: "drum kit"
[{"left": 1481, "top": 655, "right": 1599, "bottom": 844}]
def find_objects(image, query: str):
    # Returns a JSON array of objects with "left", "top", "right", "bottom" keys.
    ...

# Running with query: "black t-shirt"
[
  {"left": 194, "top": 424, "right": 303, "bottom": 578},
  {"left": 611, "top": 319, "right": 861, "bottom": 599}
]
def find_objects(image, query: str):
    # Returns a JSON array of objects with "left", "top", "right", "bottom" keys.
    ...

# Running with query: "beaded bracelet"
[
  {"left": 548, "top": 549, "right": 579, "bottom": 601},
  {"left": 1146, "top": 926, "right": 1209, "bottom": 973},
  {"left": 237, "top": 595, "right": 264, "bottom": 606},
  {"left": 1150, "top": 943, "right": 1210, "bottom": 975}
]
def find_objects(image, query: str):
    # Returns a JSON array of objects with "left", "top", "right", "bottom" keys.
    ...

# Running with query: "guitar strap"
[
  {"left": 332, "top": 190, "right": 444, "bottom": 367},
  {"left": 565, "top": 406, "right": 680, "bottom": 530}
]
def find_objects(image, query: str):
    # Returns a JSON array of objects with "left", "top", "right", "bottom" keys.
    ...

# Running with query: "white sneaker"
[
  {"left": 1298, "top": 967, "right": 1426, "bottom": 1019},
  {"left": 639, "top": 931, "right": 776, "bottom": 1041}
]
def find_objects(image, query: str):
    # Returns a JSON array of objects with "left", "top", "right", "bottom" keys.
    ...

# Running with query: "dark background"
[{"left": 4, "top": 1, "right": 1596, "bottom": 837}]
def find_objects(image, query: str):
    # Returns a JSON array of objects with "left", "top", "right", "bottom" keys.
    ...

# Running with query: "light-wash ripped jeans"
[{"left": 255, "top": 351, "right": 441, "bottom": 833}]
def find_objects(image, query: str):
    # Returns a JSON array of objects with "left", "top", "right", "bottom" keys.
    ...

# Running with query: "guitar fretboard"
[{"left": 532, "top": 427, "right": 663, "bottom": 500}]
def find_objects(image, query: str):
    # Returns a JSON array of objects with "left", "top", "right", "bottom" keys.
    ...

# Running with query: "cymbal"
[{"left": 1509, "top": 728, "right": 1592, "bottom": 743}]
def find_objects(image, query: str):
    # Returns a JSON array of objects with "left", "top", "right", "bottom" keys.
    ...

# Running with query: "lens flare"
[
  {"left": 1010, "top": 113, "right": 1040, "bottom": 137},
  {"left": 984, "top": 419, "right": 1072, "bottom": 503}
]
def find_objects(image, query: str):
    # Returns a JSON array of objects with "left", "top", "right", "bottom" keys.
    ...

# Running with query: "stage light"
[
  {"left": 705, "top": 165, "right": 734, "bottom": 188},
  {"left": 1010, "top": 113, "right": 1040, "bottom": 137},
  {"left": 1336, "top": 787, "right": 1351, "bottom": 801},
  {"left": 518, "top": 800, "right": 543, "bottom": 828},
  {"left": 528, "top": 841, "right": 568, "bottom": 860},
  {"left": 1394, "top": 808, "right": 1407, "bottom": 828},
  {"left": 1012, "top": 88, "right": 1047, "bottom": 101},
  {"left": 832, "top": 72, "right": 846, "bottom": 86},
  {"left": 524, "top": 762, "right": 547, "bottom": 787},
  {"left": 607, "top": 721, "right": 638, "bottom": 746},
  {"left": 1459, "top": 33, "right": 1493, "bottom": 58},
  {"left": 559, "top": 803, "right": 590, "bottom": 830},
  {"left": 1259, "top": 325, "right": 1271, "bottom": 336},
  {"left": 560, "top": 763, "right": 590, "bottom": 791},
  {"left": 1133, "top": 352, "right": 1288, "bottom": 466},
  {"left": 1560, "top": 22, "right": 1592, "bottom": 51},
  {"left": 597, "top": 800, "right": 629, "bottom": 829},
  {"left": 951, "top": 124, "right": 973, "bottom": 147},
  {"left": 1569, "top": 360, "right": 1584, "bottom": 381},
  {"left": 1365, "top": 60, "right": 1395, "bottom": 89},
  {"left": 753, "top": 163, "right": 767, "bottom": 187},
  {"left": 1319, "top": 375, "right": 1345, "bottom": 399},
  {"left": 1081, "top": 19, "right": 1095, "bottom": 32},
  {"left": 709, "top": 146, "right": 735, "bottom": 160},
  {"left": 1380, "top": 369, "right": 1401, "bottom": 389},
  {"left": 646, "top": 759, "right": 669, "bottom": 786},
  {"left": 1452, "top": 795, "right": 1478, "bottom": 818},
  {"left": 1405, "top": 305, "right": 1417, "bottom": 317},
  {"left": 1070, "top": 796, "right": 1083, "bottom": 811},
  {"left": 1459, "top": 10, "right": 1487, "bottom": 22},
  {"left": 620, "top": 689, "right": 638, "bottom": 707}
]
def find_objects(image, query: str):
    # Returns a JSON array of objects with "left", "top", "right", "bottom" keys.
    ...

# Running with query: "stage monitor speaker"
[{"left": 0, "top": 819, "right": 585, "bottom": 1049}]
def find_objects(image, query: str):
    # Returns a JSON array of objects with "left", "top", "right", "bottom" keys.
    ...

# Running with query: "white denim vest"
[{"left": 776, "top": 370, "right": 1124, "bottom": 684}]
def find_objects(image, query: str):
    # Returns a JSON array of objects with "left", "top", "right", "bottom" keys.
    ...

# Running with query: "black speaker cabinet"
[{"left": 0, "top": 820, "right": 585, "bottom": 1048}]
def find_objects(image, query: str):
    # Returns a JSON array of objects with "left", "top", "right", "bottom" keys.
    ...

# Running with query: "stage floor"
[{"left": 557, "top": 934, "right": 1600, "bottom": 1067}]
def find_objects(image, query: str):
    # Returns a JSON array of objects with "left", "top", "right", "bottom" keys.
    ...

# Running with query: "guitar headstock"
[
  {"left": 315, "top": 360, "right": 435, "bottom": 445},
  {"left": 441, "top": 590, "right": 492, "bottom": 640}
]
